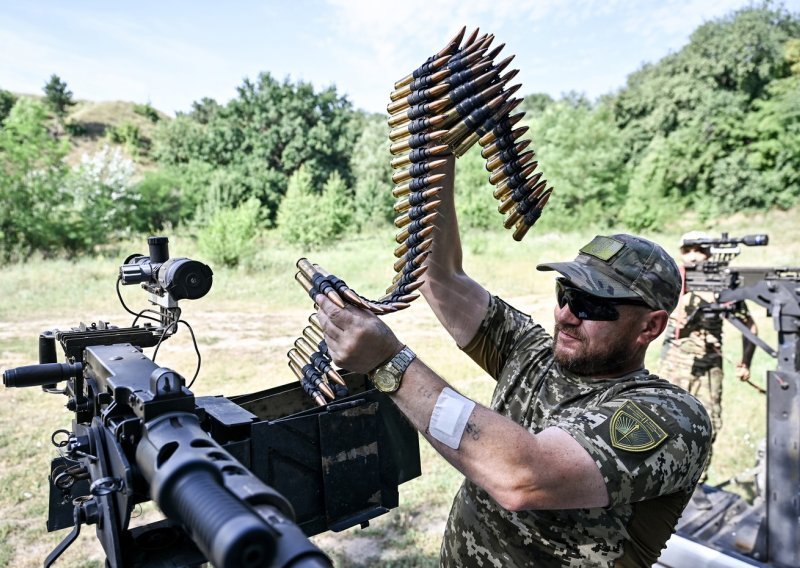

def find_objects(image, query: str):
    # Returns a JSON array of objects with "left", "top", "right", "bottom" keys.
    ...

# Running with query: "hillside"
[
  {"left": 12, "top": 93, "right": 169, "bottom": 166},
  {"left": 67, "top": 99, "right": 169, "bottom": 165}
]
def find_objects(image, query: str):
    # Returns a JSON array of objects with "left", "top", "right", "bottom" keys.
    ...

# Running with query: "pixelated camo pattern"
[{"left": 441, "top": 296, "right": 712, "bottom": 568}]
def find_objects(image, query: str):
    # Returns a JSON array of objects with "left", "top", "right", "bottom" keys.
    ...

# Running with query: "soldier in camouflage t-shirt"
[
  {"left": 440, "top": 294, "right": 711, "bottom": 567},
  {"left": 315, "top": 156, "right": 712, "bottom": 568}
]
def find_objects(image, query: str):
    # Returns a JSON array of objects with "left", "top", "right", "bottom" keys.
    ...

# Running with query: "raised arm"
[{"left": 421, "top": 154, "right": 490, "bottom": 347}]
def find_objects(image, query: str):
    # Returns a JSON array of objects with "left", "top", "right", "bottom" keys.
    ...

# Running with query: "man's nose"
[{"left": 555, "top": 301, "right": 582, "bottom": 325}]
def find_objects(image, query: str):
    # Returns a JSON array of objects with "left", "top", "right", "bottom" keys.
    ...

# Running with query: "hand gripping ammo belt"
[{"left": 287, "top": 27, "right": 554, "bottom": 405}]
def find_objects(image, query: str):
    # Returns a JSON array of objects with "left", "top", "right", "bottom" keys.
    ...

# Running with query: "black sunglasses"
[{"left": 555, "top": 278, "right": 650, "bottom": 321}]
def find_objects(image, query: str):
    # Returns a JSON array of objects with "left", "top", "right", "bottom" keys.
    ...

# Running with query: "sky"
[{"left": 2, "top": 0, "right": 799, "bottom": 116}]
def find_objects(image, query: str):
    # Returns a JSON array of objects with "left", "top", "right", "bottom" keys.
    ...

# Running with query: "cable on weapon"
[
  {"left": 116, "top": 277, "right": 161, "bottom": 324},
  {"left": 149, "top": 312, "right": 203, "bottom": 388}
]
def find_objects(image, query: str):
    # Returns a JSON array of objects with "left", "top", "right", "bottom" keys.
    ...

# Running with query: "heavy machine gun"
[
  {"left": 2, "top": 237, "right": 421, "bottom": 567},
  {"left": 657, "top": 234, "right": 800, "bottom": 568}
]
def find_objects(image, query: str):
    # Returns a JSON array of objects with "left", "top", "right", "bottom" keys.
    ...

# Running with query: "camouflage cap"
[{"left": 536, "top": 234, "right": 681, "bottom": 312}]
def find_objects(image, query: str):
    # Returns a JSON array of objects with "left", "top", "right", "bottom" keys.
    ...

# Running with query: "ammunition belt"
[{"left": 286, "top": 28, "right": 553, "bottom": 405}]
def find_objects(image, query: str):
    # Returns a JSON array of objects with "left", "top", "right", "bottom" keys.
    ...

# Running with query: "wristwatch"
[{"left": 370, "top": 346, "right": 416, "bottom": 393}]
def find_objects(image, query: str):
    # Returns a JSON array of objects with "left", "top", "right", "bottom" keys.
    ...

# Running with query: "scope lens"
[{"left": 159, "top": 258, "right": 213, "bottom": 300}]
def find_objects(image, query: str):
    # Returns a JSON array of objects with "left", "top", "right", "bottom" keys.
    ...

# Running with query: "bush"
[
  {"left": 61, "top": 145, "right": 138, "bottom": 251},
  {"left": 133, "top": 102, "right": 160, "bottom": 123},
  {"left": 0, "top": 98, "right": 70, "bottom": 260},
  {"left": 197, "top": 198, "right": 261, "bottom": 267},
  {"left": 64, "top": 121, "right": 87, "bottom": 136},
  {"left": 131, "top": 168, "right": 194, "bottom": 232},
  {"left": 0, "top": 89, "right": 16, "bottom": 125},
  {"left": 107, "top": 122, "right": 147, "bottom": 154},
  {"left": 276, "top": 166, "right": 353, "bottom": 247},
  {"left": 455, "top": 144, "right": 498, "bottom": 230}
]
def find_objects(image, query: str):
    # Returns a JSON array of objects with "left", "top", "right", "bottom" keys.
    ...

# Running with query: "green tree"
[
  {"left": 609, "top": 4, "right": 800, "bottom": 222},
  {"left": 42, "top": 74, "right": 75, "bottom": 118},
  {"left": 276, "top": 165, "right": 352, "bottom": 247},
  {"left": 320, "top": 170, "right": 353, "bottom": 238},
  {"left": 197, "top": 198, "right": 261, "bottom": 267},
  {"left": 351, "top": 114, "right": 393, "bottom": 229},
  {"left": 153, "top": 73, "right": 359, "bottom": 224},
  {"left": 532, "top": 101, "right": 628, "bottom": 230},
  {"left": 0, "top": 98, "right": 69, "bottom": 260},
  {"left": 0, "top": 89, "right": 16, "bottom": 125},
  {"left": 454, "top": 144, "right": 498, "bottom": 231}
]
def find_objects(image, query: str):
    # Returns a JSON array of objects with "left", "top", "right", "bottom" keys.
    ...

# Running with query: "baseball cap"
[{"left": 536, "top": 234, "right": 681, "bottom": 312}]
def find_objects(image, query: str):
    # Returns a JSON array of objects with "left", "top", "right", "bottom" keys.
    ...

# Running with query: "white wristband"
[{"left": 428, "top": 387, "right": 476, "bottom": 450}]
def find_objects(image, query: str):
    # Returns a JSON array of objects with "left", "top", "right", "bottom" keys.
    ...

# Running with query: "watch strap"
[{"left": 389, "top": 346, "right": 416, "bottom": 375}]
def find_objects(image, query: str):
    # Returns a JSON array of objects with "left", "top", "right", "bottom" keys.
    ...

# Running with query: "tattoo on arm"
[
  {"left": 465, "top": 421, "right": 480, "bottom": 441},
  {"left": 417, "top": 384, "right": 436, "bottom": 400}
]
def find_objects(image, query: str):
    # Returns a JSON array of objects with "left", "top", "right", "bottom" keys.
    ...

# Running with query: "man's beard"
[{"left": 553, "top": 324, "right": 636, "bottom": 376}]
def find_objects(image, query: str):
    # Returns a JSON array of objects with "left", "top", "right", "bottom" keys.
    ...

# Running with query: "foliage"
[
  {"left": 276, "top": 166, "right": 352, "bottom": 247},
  {"left": 521, "top": 92, "right": 555, "bottom": 115},
  {"left": 133, "top": 102, "right": 160, "bottom": 123},
  {"left": 197, "top": 198, "right": 261, "bottom": 267},
  {"left": 0, "top": 100, "right": 142, "bottom": 260},
  {"left": 0, "top": 98, "right": 69, "bottom": 260},
  {"left": 153, "top": 74, "right": 359, "bottom": 224},
  {"left": 107, "top": 122, "right": 147, "bottom": 154},
  {"left": 60, "top": 145, "right": 138, "bottom": 251},
  {"left": 607, "top": 3, "right": 800, "bottom": 224},
  {"left": 454, "top": 145, "right": 497, "bottom": 230},
  {"left": 0, "top": 89, "right": 16, "bottom": 125},
  {"left": 130, "top": 168, "right": 194, "bottom": 232},
  {"left": 320, "top": 170, "right": 354, "bottom": 238},
  {"left": 531, "top": 101, "right": 629, "bottom": 230},
  {"left": 42, "top": 74, "right": 75, "bottom": 118},
  {"left": 351, "top": 114, "right": 393, "bottom": 229}
]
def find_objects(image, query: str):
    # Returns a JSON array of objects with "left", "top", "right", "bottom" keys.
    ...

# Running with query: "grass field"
[{"left": 1, "top": 209, "right": 797, "bottom": 567}]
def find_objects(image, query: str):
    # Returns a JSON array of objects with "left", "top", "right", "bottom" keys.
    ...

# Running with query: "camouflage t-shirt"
[
  {"left": 440, "top": 296, "right": 712, "bottom": 568},
  {"left": 660, "top": 290, "right": 750, "bottom": 375}
]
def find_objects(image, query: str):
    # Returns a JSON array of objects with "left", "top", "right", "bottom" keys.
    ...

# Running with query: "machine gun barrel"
[{"left": 136, "top": 411, "right": 330, "bottom": 568}]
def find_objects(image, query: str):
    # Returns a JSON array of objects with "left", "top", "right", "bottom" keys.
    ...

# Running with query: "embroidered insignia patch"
[
  {"left": 579, "top": 236, "right": 624, "bottom": 261},
  {"left": 610, "top": 400, "right": 668, "bottom": 452}
]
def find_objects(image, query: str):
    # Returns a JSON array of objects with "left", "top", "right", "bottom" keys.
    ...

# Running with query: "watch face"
[{"left": 373, "top": 367, "right": 400, "bottom": 392}]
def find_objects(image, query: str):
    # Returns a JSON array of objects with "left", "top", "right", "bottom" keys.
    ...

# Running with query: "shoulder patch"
[
  {"left": 609, "top": 400, "right": 669, "bottom": 452},
  {"left": 579, "top": 236, "right": 624, "bottom": 261}
]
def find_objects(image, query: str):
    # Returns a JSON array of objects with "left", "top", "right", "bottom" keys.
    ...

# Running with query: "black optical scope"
[
  {"left": 120, "top": 236, "right": 213, "bottom": 300},
  {"left": 682, "top": 233, "right": 769, "bottom": 249}
]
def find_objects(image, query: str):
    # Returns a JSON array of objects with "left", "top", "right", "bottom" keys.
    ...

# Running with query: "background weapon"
[
  {"left": 657, "top": 234, "right": 800, "bottom": 567},
  {"left": 2, "top": 236, "right": 421, "bottom": 567}
]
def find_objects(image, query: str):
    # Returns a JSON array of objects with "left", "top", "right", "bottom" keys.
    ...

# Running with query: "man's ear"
[{"left": 639, "top": 309, "right": 668, "bottom": 344}]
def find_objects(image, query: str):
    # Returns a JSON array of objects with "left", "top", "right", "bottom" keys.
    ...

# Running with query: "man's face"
[
  {"left": 552, "top": 291, "right": 648, "bottom": 376},
  {"left": 680, "top": 245, "right": 710, "bottom": 268}
]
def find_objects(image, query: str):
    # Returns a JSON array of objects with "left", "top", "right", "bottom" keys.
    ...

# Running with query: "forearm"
[
  {"left": 314, "top": 296, "right": 607, "bottom": 511},
  {"left": 420, "top": 154, "right": 490, "bottom": 347},
  {"left": 391, "top": 358, "right": 608, "bottom": 510},
  {"left": 741, "top": 319, "right": 758, "bottom": 367}
]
